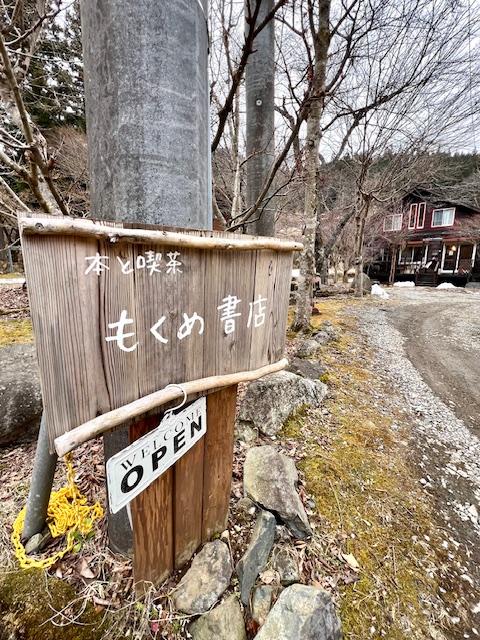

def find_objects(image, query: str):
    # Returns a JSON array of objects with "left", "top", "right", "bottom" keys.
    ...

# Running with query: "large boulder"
[
  {"left": 172, "top": 540, "right": 232, "bottom": 614},
  {"left": 255, "top": 584, "right": 342, "bottom": 640},
  {"left": 189, "top": 595, "right": 246, "bottom": 640},
  {"left": 237, "top": 371, "right": 327, "bottom": 437},
  {"left": 243, "top": 446, "right": 312, "bottom": 540},
  {"left": 0, "top": 344, "right": 42, "bottom": 446},
  {"left": 352, "top": 272, "right": 372, "bottom": 294}
]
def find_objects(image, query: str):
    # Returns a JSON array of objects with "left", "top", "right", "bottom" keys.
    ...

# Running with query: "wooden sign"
[
  {"left": 106, "top": 397, "right": 206, "bottom": 514},
  {"left": 19, "top": 216, "right": 301, "bottom": 452}
]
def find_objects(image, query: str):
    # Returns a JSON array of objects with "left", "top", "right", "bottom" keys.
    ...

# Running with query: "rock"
[
  {"left": 237, "top": 371, "right": 327, "bottom": 437},
  {"left": 235, "top": 497, "right": 257, "bottom": 516},
  {"left": 24, "top": 531, "right": 52, "bottom": 555},
  {"left": 287, "top": 358, "right": 327, "bottom": 380},
  {"left": 235, "top": 421, "right": 258, "bottom": 443},
  {"left": 0, "top": 344, "right": 42, "bottom": 446},
  {"left": 466, "top": 282, "right": 480, "bottom": 290},
  {"left": 311, "top": 329, "right": 337, "bottom": 346},
  {"left": 189, "top": 595, "right": 246, "bottom": 640},
  {"left": 24, "top": 534, "right": 43, "bottom": 555},
  {"left": 272, "top": 547, "right": 300, "bottom": 585},
  {"left": 244, "top": 446, "right": 312, "bottom": 539},
  {"left": 236, "top": 510, "right": 276, "bottom": 605},
  {"left": 255, "top": 584, "right": 342, "bottom": 640},
  {"left": 172, "top": 540, "right": 232, "bottom": 614},
  {"left": 251, "top": 586, "right": 281, "bottom": 625},
  {"left": 352, "top": 272, "right": 372, "bottom": 294},
  {"left": 295, "top": 339, "right": 319, "bottom": 358}
]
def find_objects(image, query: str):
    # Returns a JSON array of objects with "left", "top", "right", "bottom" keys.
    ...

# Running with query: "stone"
[
  {"left": 189, "top": 595, "right": 246, "bottom": 640},
  {"left": 272, "top": 547, "right": 300, "bottom": 586},
  {"left": 287, "top": 358, "right": 327, "bottom": 380},
  {"left": 255, "top": 584, "right": 343, "bottom": 640},
  {"left": 236, "top": 510, "right": 276, "bottom": 605},
  {"left": 295, "top": 339, "right": 319, "bottom": 358},
  {"left": 172, "top": 540, "right": 232, "bottom": 614},
  {"left": 466, "top": 282, "right": 480, "bottom": 290},
  {"left": 311, "top": 326, "right": 338, "bottom": 346},
  {"left": 251, "top": 586, "right": 281, "bottom": 625},
  {"left": 24, "top": 534, "right": 44, "bottom": 555},
  {"left": 0, "top": 344, "right": 42, "bottom": 446},
  {"left": 235, "top": 421, "right": 258, "bottom": 443},
  {"left": 237, "top": 371, "right": 327, "bottom": 437},
  {"left": 352, "top": 272, "right": 372, "bottom": 294},
  {"left": 244, "top": 446, "right": 312, "bottom": 539}
]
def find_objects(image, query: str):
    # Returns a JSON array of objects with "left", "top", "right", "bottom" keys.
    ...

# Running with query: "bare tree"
[{"left": 0, "top": 1, "right": 69, "bottom": 216}]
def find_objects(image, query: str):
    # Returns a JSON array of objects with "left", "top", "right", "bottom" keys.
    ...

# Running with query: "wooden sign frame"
[{"left": 20, "top": 215, "right": 301, "bottom": 452}]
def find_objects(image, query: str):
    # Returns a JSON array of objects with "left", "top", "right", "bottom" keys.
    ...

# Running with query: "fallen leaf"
[
  {"left": 76, "top": 557, "right": 96, "bottom": 579},
  {"left": 342, "top": 553, "right": 360, "bottom": 571},
  {"left": 259, "top": 569, "right": 278, "bottom": 585}
]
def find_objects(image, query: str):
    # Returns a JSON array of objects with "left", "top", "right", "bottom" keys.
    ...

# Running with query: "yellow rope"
[{"left": 11, "top": 453, "right": 104, "bottom": 569}]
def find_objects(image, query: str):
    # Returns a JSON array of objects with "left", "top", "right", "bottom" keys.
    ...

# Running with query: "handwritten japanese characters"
[
  {"left": 85, "top": 250, "right": 183, "bottom": 276},
  {"left": 106, "top": 295, "right": 268, "bottom": 352}
]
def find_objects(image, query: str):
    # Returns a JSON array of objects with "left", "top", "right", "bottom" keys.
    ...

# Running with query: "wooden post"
[{"left": 129, "top": 387, "right": 237, "bottom": 583}]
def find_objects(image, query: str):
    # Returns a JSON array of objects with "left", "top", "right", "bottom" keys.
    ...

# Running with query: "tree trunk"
[
  {"left": 353, "top": 196, "right": 370, "bottom": 298},
  {"left": 245, "top": 0, "right": 275, "bottom": 236},
  {"left": 292, "top": 0, "right": 331, "bottom": 332}
]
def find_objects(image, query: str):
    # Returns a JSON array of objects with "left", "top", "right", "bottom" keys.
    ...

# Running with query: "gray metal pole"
[
  {"left": 22, "top": 414, "right": 58, "bottom": 539},
  {"left": 81, "top": 0, "right": 210, "bottom": 554},
  {"left": 245, "top": 0, "right": 275, "bottom": 237}
]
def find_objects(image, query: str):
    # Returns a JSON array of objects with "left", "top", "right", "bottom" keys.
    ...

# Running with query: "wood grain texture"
[
  {"left": 21, "top": 213, "right": 294, "bottom": 452},
  {"left": 130, "top": 414, "right": 174, "bottom": 585},
  {"left": 173, "top": 438, "right": 205, "bottom": 568},
  {"left": 202, "top": 385, "right": 237, "bottom": 540}
]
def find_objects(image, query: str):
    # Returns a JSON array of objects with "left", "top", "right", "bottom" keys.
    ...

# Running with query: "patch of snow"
[
  {"left": 437, "top": 282, "right": 456, "bottom": 289},
  {"left": 371, "top": 283, "right": 390, "bottom": 299},
  {"left": 393, "top": 281, "right": 415, "bottom": 287}
]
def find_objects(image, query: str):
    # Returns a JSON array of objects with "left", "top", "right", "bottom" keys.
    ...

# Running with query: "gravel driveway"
[{"left": 355, "top": 287, "right": 480, "bottom": 634}]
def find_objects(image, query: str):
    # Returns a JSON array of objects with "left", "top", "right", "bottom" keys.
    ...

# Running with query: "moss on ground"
[
  {"left": 0, "top": 568, "right": 111, "bottom": 640},
  {"left": 280, "top": 297, "right": 466, "bottom": 639},
  {"left": 0, "top": 319, "right": 33, "bottom": 346}
]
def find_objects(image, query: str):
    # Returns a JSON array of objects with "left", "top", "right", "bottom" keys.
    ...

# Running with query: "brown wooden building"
[{"left": 368, "top": 188, "right": 480, "bottom": 286}]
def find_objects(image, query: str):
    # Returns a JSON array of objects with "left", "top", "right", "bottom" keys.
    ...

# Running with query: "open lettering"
[{"left": 106, "top": 398, "right": 207, "bottom": 513}]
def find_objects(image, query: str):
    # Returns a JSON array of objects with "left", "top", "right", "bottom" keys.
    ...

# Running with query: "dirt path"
[
  {"left": 390, "top": 289, "right": 480, "bottom": 437},
  {"left": 377, "top": 287, "right": 480, "bottom": 633}
]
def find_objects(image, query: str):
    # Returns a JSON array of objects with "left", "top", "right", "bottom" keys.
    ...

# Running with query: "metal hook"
[{"left": 163, "top": 384, "right": 187, "bottom": 420}]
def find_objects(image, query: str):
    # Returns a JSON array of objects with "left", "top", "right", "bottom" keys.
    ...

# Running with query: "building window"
[
  {"left": 408, "top": 204, "right": 417, "bottom": 229},
  {"left": 417, "top": 203, "right": 426, "bottom": 229},
  {"left": 384, "top": 214, "right": 403, "bottom": 232},
  {"left": 432, "top": 207, "right": 455, "bottom": 227}
]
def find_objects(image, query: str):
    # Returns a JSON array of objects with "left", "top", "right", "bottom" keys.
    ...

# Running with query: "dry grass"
[{"left": 279, "top": 297, "right": 474, "bottom": 639}]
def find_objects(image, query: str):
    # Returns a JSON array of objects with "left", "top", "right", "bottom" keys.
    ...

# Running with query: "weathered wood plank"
[
  {"left": 130, "top": 414, "right": 174, "bottom": 585},
  {"left": 202, "top": 385, "right": 237, "bottom": 540},
  {"left": 173, "top": 437, "right": 205, "bottom": 568}
]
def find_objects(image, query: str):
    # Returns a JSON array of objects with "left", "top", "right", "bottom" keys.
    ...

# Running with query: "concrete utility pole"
[
  {"left": 245, "top": 0, "right": 275, "bottom": 237},
  {"left": 81, "top": 0, "right": 210, "bottom": 553}
]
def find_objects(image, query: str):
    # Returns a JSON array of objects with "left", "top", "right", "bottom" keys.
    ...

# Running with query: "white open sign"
[{"left": 106, "top": 397, "right": 207, "bottom": 514}]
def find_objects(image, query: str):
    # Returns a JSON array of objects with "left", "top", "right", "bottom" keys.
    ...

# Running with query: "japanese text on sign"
[{"left": 105, "top": 295, "right": 268, "bottom": 352}]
